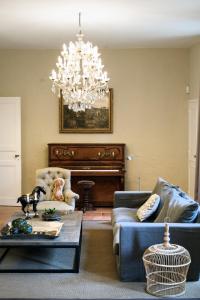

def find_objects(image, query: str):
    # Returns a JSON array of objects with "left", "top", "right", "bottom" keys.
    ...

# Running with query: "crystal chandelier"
[{"left": 50, "top": 13, "right": 110, "bottom": 112}]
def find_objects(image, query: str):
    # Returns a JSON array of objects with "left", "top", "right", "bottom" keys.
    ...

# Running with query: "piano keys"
[
  {"left": 71, "top": 170, "right": 120, "bottom": 172},
  {"left": 48, "top": 143, "right": 125, "bottom": 206}
]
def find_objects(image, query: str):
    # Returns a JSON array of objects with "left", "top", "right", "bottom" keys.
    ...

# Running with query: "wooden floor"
[
  {"left": 0, "top": 206, "right": 112, "bottom": 228},
  {"left": 83, "top": 207, "right": 111, "bottom": 221},
  {"left": 0, "top": 206, "right": 20, "bottom": 228}
]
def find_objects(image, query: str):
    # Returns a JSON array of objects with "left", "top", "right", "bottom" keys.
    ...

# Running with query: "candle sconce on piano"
[
  {"left": 97, "top": 151, "right": 116, "bottom": 159},
  {"left": 63, "top": 150, "right": 75, "bottom": 158},
  {"left": 54, "top": 149, "right": 75, "bottom": 159}
]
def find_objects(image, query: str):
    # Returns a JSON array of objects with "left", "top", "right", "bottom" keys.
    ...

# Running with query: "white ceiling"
[{"left": 0, "top": 0, "right": 200, "bottom": 49}]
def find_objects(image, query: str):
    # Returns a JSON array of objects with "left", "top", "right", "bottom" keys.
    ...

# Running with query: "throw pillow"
[
  {"left": 51, "top": 178, "right": 65, "bottom": 201},
  {"left": 137, "top": 194, "right": 160, "bottom": 222},
  {"left": 151, "top": 177, "right": 173, "bottom": 217},
  {"left": 154, "top": 189, "right": 199, "bottom": 223},
  {"left": 151, "top": 177, "right": 186, "bottom": 218}
]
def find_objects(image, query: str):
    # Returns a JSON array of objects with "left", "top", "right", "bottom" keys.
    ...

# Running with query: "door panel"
[
  {"left": 0, "top": 98, "right": 21, "bottom": 205},
  {"left": 188, "top": 99, "right": 198, "bottom": 198}
]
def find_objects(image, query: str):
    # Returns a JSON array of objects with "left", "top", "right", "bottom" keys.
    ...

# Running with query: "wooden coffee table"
[{"left": 0, "top": 211, "right": 83, "bottom": 273}]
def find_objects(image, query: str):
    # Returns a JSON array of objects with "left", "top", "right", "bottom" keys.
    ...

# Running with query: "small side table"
[{"left": 77, "top": 180, "right": 95, "bottom": 213}]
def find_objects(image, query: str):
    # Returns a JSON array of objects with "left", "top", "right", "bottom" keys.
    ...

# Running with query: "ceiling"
[{"left": 0, "top": 0, "right": 200, "bottom": 49}]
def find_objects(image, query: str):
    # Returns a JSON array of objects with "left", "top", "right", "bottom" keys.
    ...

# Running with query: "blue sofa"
[{"left": 112, "top": 178, "right": 200, "bottom": 282}]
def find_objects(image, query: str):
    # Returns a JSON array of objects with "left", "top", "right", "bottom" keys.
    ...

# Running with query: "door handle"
[{"left": 14, "top": 154, "right": 20, "bottom": 158}]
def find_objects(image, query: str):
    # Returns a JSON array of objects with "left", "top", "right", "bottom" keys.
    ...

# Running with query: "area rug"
[{"left": 0, "top": 221, "right": 199, "bottom": 299}]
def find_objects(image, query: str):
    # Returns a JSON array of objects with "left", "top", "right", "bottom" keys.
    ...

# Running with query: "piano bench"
[{"left": 77, "top": 180, "right": 95, "bottom": 213}]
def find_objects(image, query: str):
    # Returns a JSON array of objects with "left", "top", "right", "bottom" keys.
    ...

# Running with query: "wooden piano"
[{"left": 48, "top": 143, "right": 125, "bottom": 206}]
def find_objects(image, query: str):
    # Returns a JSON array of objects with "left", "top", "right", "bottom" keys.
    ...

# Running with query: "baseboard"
[{"left": 0, "top": 199, "right": 20, "bottom": 206}]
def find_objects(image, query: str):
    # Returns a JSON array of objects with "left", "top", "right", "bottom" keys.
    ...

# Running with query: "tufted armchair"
[{"left": 36, "top": 167, "right": 79, "bottom": 213}]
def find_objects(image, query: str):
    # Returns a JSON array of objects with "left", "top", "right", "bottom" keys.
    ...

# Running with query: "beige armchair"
[{"left": 36, "top": 167, "right": 79, "bottom": 213}]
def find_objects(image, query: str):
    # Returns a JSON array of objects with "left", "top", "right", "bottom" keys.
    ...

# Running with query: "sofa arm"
[
  {"left": 64, "top": 189, "right": 79, "bottom": 209},
  {"left": 114, "top": 191, "right": 152, "bottom": 208},
  {"left": 118, "top": 222, "right": 200, "bottom": 282}
]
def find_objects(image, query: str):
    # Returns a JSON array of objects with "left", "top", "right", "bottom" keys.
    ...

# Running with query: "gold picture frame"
[{"left": 59, "top": 88, "right": 113, "bottom": 133}]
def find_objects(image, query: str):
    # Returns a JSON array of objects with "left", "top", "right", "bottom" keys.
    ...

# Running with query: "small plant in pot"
[
  {"left": 44, "top": 208, "right": 56, "bottom": 216},
  {"left": 42, "top": 208, "right": 61, "bottom": 221}
]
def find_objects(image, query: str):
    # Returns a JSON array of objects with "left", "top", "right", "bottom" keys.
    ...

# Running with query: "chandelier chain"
[{"left": 79, "top": 12, "right": 81, "bottom": 34}]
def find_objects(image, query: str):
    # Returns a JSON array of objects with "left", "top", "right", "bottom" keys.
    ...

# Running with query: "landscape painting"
[{"left": 59, "top": 89, "right": 113, "bottom": 133}]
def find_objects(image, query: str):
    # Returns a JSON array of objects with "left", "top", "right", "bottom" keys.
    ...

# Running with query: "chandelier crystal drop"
[{"left": 50, "top": 13, "right": 110, "bottom": 112}]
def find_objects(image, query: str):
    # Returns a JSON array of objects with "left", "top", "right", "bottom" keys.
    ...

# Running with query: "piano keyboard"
[{"left": 71, "top": 169, "right": 119, "bottom": 172}]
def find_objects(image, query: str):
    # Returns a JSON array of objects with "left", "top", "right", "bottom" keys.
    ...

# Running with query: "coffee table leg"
[
  {"left": 0, "top": 248, "right": 9, "bottom": 263},
  {"left": 73, "top": 224, "right": 82, "bottom": 273},
  {"left": 73, "top": 247, "right": 80, "bottom": 273}
]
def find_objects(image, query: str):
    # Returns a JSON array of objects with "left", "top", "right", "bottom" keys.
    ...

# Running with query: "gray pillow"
[
  {"left": 151, "top": 177, "right": 173, "bottom": 217},
  {"left": 195, "top": 207, "right": 200, "bottom": 223},
  {"left": 154, "top": 189, "right": 199, "bottom": 223},
  {"left": 151, "top": 177, "right": 193, "bottom": 218}
]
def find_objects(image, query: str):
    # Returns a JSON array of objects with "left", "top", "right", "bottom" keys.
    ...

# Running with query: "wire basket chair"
[{"left": 142, "top": 223, "right": 191, "bottom": 297}]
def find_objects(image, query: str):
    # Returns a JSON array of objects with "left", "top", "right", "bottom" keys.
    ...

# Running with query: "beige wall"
[
  {"left": 0, "top": 49, "right": 189, "bottom": 194},
  {"left": 189, "top": 43, "right": 200, "bottom": 99}
]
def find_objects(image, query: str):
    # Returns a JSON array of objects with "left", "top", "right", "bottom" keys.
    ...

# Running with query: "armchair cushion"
[{"left": 37, "top": 200, "right": 73, "bottom": 214}]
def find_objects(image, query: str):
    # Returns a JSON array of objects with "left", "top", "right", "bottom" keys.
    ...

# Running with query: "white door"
[
  {"left": 0, "top": 97, "right": 21, "bottom": 205},
  {"left": 188, "top": 99, "right": 199, "bottom": 198}
]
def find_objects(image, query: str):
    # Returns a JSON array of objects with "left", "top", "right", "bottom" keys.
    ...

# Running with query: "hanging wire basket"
[{"left": 142, "top": 224, "right": 191, "bottom": 297}]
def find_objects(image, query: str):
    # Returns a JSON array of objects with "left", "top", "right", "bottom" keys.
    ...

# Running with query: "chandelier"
[{"left": 50, "top": 13, "right": 110, "bottom": 112}]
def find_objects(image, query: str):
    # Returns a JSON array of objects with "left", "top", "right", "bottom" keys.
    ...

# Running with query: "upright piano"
[{"left": 48, "top": 143, "right": 125, "bottom": 206}]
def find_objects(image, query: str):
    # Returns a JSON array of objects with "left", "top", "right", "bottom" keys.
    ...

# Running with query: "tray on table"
[{"left": 0, "top": 220, "right": 63, "bottom": 239}]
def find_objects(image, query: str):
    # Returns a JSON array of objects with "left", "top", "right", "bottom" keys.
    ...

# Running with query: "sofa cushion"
[
  {"left": 195, "top": 207, "right": 200, "bottom": 223},
  {"left": 112, "top": 223, "right": 120, "bottom": 255},
  {"left": 112, "top": 207, "right": 139, "bottom": 225},
  {"left": 151, "top": 177, "right": 174, "bottom": 217},
  {"left": 112, "top": 208, "right": 139, "bottom": 255},
  {"left": 151, "top": 177, "right": 189, "bottom": 218},
  {"left": 154, "top": 189, "right": 199, "bottom": 223},
  {"left": 137, "top": 194, "right": 160, "bottom": 221}
]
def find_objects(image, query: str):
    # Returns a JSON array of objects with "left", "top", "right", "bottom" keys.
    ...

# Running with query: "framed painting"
[{"left": 59, "top": 88, "right": 113, "bottom": 133}]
